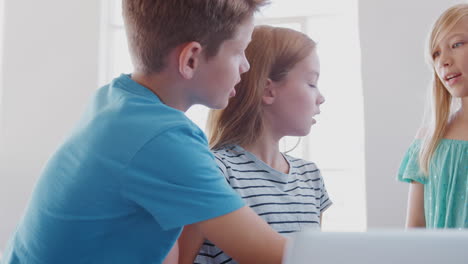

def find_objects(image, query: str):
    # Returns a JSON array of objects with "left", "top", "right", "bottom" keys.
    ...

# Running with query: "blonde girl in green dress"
[{"left": 399, "top": 4, "right": 468, "bottom": 229}]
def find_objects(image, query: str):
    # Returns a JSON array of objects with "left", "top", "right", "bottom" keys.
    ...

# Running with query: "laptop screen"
[{"left": 283, "top": 229, "right": 468, "bottom": 264}]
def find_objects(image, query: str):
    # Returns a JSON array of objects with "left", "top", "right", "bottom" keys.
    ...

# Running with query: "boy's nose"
[{"left": 240, "top": 57, "right": 250, "bottom": 74}]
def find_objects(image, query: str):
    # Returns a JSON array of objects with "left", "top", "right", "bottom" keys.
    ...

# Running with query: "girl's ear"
[
  {"left": 178, "top": 41, "right": 203, "bottom": 79},
  {"left": 262, "top": 78, "right": 277, "bottom": 105}
]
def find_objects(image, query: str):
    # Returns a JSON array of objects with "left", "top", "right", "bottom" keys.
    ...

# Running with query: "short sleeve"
[
  {"left": 397, "top": 140, "right": 428, "bottom": 184},
  {"left": 213, "top": 152, "right": 230, "bottom": 182},
  {"left": 318, "top": 171, "right": 332, "bottom": 212},
  {"left": 121, "top": 125, "right": 245, "bottom": 230}
]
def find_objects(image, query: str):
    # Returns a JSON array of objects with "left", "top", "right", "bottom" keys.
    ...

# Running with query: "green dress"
[{"left": 398, "top": 139, "right": 468, "bottom": 228}]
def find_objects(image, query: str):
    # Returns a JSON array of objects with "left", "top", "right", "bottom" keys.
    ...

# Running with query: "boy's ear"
[
  {"left": 262, "top": 78, "right": 277, "bottom": 105},
  {"left": 178, "top": 41, "right": 203, "bottom": 79}
]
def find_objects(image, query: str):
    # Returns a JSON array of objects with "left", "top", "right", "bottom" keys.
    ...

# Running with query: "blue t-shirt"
[{"left": 1, "top": 74, "right": 245, "bottom": 264}]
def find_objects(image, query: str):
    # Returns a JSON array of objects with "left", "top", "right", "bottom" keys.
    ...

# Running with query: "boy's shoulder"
[
  {"left": 71, "top": 74, "right": 205, "bottom": 162},
  {"left": 101, "top": 74, "right": 198, "bottom": 134}
]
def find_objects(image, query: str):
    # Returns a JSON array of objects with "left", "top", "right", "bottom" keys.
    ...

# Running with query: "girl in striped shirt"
[{"left": 179, "top": 25, "right": 332, "bottom": 264}]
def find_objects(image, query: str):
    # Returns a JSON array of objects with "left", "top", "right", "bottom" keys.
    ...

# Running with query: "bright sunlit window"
[{"left": 99, "top": 0, "right": 366, "bottom": 231}]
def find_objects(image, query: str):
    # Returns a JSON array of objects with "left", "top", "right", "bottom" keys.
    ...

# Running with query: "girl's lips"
[
  {"left": 447, "top": 74, "right": 462, "bottom": 86},
  {"left": 444, "top": 72, "right": 461, "bottom": 81}
]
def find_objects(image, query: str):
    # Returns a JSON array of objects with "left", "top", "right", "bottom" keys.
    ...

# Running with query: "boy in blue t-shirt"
[{"left": 1, "top": 1, "right": 286, "bottom": 263}]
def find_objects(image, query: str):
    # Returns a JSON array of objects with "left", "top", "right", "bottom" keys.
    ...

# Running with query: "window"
[{"left": 100, "top": 0, "right": 366, "bottom": 231}]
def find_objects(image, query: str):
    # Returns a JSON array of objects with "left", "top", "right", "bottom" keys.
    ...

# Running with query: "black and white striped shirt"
[{"left": 195, "top": 145, "right": 332, "bottom": 264}]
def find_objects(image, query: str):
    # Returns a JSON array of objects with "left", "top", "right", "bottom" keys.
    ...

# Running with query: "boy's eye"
[{"left": 452, "top": 41, "right": 464, "bottom": 48}]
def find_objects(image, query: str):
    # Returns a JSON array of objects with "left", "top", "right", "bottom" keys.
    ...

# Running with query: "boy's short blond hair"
[{"left": 122, "top": 0, "right": 268, "bottom": 74}]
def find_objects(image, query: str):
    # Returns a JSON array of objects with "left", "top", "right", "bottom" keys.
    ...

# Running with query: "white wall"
[
  {"left": 0, "top": 0, "right": 4, "bottom": 164},
  {"left": 0, "top": 0, "right": 100, "bottom": 249},
  {"left": 359, "top": 0, "right": 465, "bottom": 228}
]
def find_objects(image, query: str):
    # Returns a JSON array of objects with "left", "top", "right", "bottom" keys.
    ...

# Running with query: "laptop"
[{"left": 283, "top": 229, "right": 468, "bottom": 264}]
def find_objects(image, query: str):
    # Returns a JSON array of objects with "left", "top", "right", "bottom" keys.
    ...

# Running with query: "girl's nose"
[
  {"left": 439, "top": 51, "right": 453, "bottom": 68},
  {"left": 318, "top": 93, "right": 325, "bottom": 105}
]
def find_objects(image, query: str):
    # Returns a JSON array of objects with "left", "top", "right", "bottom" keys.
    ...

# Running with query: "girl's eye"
[
  {"left": 432, "top": 51, "right": 440, "bottom": 59},
  {"left": 309, "top": 84, "right": 317, "bottom": 88},
  {"left": 452, "top": 42, "right": 464, "bottom": 48}
]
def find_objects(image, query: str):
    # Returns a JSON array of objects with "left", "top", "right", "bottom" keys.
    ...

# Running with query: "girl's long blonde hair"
[
  {"left": 206, "top": 25, "right": 316, "bottom": 150},
  {"left": 419, "top": 4, "right": 468, "bottom": 175}
]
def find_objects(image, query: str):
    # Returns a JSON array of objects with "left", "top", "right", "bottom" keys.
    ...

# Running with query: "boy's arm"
[
  {"left": 123, "top": 127, "right": 285, "bottom": 262},
  {"left": 178, "top": 224, "right": 205, "bottom": 264},
  {"left": 406, "top": 181, "right": 426, "bottom": 228},
  {"left": 195, "top": 205, "right": 287, "bottom": 264},
  {"left": 163, "top": 241, "right": 179, "bottom": 264}
]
